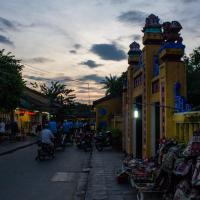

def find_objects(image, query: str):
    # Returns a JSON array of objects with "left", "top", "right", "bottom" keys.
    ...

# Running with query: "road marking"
[{"left": 51, "top": 172, "right": 75, "bottom": 182}]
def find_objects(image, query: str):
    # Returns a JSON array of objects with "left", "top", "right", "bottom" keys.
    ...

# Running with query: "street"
[{"left": 0, "top": 145, "right": 136, "bottom": 200}]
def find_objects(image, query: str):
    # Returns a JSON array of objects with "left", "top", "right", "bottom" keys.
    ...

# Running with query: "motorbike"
[
  {"left": 75, "top": 132, "right": 92, "bottom": 151},
  {"left": 82, "top": 133, "right": 93, "bottom": 152},
  {"left": 75, "top": 132, "right": 84, "bottom": 149},
  {"left": 61, "top": 133, "right": 73, "bottom": 146},
  {"left": 94, "top": 131, "right": 112, "bottom": 151},
  {"left": 36, "top": 142, "right": 55, "bottom": 161},
  {"left": 53, "top": 133, "right": 66, "bottom": 151}
]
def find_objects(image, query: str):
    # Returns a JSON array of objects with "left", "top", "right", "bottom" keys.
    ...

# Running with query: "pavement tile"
[{"left": 85, "top": 150, "right": 137, "bottom": 200}]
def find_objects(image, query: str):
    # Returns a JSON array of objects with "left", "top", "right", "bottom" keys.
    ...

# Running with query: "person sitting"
[{"left": 41, "top": 124, "right": 55, "bottom": 149}]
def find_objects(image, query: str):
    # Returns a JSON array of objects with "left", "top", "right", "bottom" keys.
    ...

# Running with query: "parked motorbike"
[
  {"left": 94, "top": 131, "right": 112, "bottom": 151},
  {"left": 75, "top": 133, "right": 84, "bottom": 149},
  {"left": 61, "top": 133, "right": 73, "bottom": 147},
  {"left": 82, "top": 133, "right": 93, "bottom": 152},
  {"left": 36, "top": 142, "right": 55, "bottom": 161},
  {"left": 54, "top": 134, "right": 66, "bottom": 150},
  {"left": 75, "top": 132, "right": 92, "bottom": 151}
]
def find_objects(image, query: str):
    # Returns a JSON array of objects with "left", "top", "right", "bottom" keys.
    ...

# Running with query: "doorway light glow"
[{"left": 134, "top": 110, "right": 139, "bottom": 118}]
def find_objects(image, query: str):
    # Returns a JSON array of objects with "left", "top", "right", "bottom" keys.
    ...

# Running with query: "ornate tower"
[
  {"left": 125, "top": 42, "right": 142, "bottom": 154},
  {"left": 142, "top": 14, "right": 163, "bottom": 157},
  {"left": 159, "top": 21, "right": 187, "bottom": 139}
]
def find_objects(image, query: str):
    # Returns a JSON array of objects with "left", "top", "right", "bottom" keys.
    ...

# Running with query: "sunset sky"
[{"left": 0, "top": 0, "right": 199, "bottom": 103}]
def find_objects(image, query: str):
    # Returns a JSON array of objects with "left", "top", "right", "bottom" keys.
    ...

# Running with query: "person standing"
[
  {"left": 48, "top": 119, "right": 57, "bottom": 135},
  {"left": 0, "top": 119, "right": 5, "bottom": 142},
  {"left": 0, "top": 119, "right": 5, "bottom": 135},
  {"left": 10, "top": 121, "right": 19, "bottom": 141}
]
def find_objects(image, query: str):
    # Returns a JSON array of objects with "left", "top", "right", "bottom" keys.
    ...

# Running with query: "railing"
[{"left": 175, "top": 122, "right": 200, "bottom": 143}]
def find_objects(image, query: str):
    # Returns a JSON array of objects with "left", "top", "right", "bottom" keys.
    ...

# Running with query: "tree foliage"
[
  {"left": 101, "top": 72, "right": 127, "bottom": 96},
  {"left": 184, "top": 46, "right": 200, "bottom": 106},
  {"left": 0, "top": 49, "right": 25, "bottom": 112},
  {"left": 31, "top": 81, "right": 76, "bottom": 105},
  {"left": 31, "top": 81, "right": 76, "bottom": 120}
]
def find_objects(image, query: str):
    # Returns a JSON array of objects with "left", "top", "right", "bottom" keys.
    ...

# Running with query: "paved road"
[
  {"left": 0, "top": 145, "right": 136, "bottom": 200},
  {"left": 0, "top": 145, "right": 91, "bottom": 200}
]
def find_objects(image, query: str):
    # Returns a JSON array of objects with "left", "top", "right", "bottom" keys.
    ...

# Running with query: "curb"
[{"left": 0, "top": 141, "right": 37, "bottom": 156}]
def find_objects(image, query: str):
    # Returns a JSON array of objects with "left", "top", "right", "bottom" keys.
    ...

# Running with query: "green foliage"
[
  {"left": 0, "top": 49, "right": 25, "bottom": 111},
  {"left": 108, "top": 127, "right": 122, "bottom": 139},
  {"left": 71, "top": 102, "right": 93, "bottom": 117},
  {"left": 31, "top": 81, "right": 76, "bottom": 120},
  {"left": 31, "top": 81, "right": 76, "bottom": 106},
  {"left": 184, "top": 46, "right": 200, "bottom": 106},
  {"left": 101, "top": 72, "right": 127, "bottom": 96}
]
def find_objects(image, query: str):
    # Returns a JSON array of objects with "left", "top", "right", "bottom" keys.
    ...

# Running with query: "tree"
[
  {"left": 31, "top": 81, "right": 76, "bottom": 120},
  {"left": 0, "top": 49, "right": 25, "bottom": 116},
  {"left": 184, "top": 46, "right": 200, "bottom": 107},
  {"left": 101, "top": 72, "right": 127, "bottom": 96}
]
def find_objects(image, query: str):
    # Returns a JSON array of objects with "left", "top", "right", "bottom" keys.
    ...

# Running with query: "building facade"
[
  {"left": 123, "top": 14, "right": 191, "bottom": 158},
  {"left": 94, "top": 95, "right": 122, "bottom": 131}
]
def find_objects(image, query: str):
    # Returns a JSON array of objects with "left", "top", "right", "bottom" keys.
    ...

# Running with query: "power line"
[{"left": 23, "top": 63, "right": 50, "bottom": 74}]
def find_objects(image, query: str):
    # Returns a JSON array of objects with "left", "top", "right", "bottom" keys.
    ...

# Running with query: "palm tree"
[{"left": 101, "top": 73, "right": 127, "bottom": 96}]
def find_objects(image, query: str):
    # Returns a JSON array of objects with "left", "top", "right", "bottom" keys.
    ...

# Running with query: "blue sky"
[{"left": 0, "top": 0, "right": 199, "bottom": 103}]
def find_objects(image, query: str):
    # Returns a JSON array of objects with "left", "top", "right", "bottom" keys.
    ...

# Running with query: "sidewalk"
[
  {"left": 85, "top": 148, "right": 137, "bottom": 200},
  {"left": 0, "top": 136, "right": 36, "bottom": 156}
]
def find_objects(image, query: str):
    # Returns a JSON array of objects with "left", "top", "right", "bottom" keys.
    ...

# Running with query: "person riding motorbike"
[{"left": 40, "top": 124, "right": 55, "bottom": 153}]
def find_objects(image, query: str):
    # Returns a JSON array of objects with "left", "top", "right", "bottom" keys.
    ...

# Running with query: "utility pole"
[
  {"left": 87, "top": 82, "right": 91, "bottom": 106},
  {"left": 87, "top": 82, "right": 92, "bottom": 124}
]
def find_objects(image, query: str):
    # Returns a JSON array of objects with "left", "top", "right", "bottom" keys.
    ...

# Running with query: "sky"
[{"left": 0, "top": 0, "right": 200, "bottom": 103}]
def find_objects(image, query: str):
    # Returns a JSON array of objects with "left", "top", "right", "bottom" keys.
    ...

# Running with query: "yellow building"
[
  {"left": 93, "top": 95, "right": 122, "bottom": 131},
  {"left": 123, "top": 14, "right": 192, "bottom": 158}
]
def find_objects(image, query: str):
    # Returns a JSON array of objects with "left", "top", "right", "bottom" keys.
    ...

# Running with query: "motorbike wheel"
[
  {"left": 38, "top": 154, "right": 44, "bottom": 161},
  {"left": 36, "top": 149, "right": 44, "bottom": 161},
  {"left": 83, "top": 144, "right": 92, "bottom": 152},
  {"left": 95, "top": 143, "right": 103, "bottom": 151},
  {"left": 76, "top": 143, "right": 82, "bottom": 149}
]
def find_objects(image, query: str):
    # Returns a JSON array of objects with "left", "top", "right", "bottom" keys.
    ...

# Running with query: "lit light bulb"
[{"left": 134, "top": 110, "right": 139, "bottom": 118}]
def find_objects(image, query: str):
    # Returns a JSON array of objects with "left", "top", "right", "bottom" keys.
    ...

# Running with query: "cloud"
[
  {"left": 96, "top": 0, "right": 128, "bottom": 5},
  {"left": 23, "top": 75, "right": 52, "bottom": 82},
  {"left": 78, "top": 85, "right": 99, "bottom": 90},
  {"left": 0, "top": 17, "right": 16, "bottom": 31},
  {"left": 79, "top": 74, "right": 104, "bottom": 83},
  {"left": 0, "top": 16, "right": 33, "bottom": 32},
  {"left": 69, "top": 50, "right": 77, "bottom": 54},
  {"left": 0, "top": 35, "right": 13, "bottom": 46},
  {"left": 74, "top": 44, "right": 81, "bottom": 49},
  {"left": 25, "top": 57, "right": 54, "bottom": 63},
  {"left": 180, "top": 0, "right": 198, "bottom": 3},
  {"left": 77, "top": 89, "right": 89, "bottom": 94},
  {"left": 132, "top": 34, "right": 141, "bottom": 41},
  {"left": 118, "top": 10, "right": 147, "bottom": 24},
  {"left": 79, "top": 59, "right": 102, "bottom": 68},
  {"left": 24, "top": 75, "right": 73, "bottom": 83},
  {"left": 90, "top": 43, "right": 126, "bottom": 61},
  {"left": 110, "top": 0, "right": 128, "bottom": 3}
]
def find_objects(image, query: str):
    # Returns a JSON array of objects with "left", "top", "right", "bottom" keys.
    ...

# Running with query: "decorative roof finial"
[
  {"left": 129, "top": 41, "right": 141, "bottom": 52},
  {"left": 162, "top": 21, "right": 183, "bottom": 43},
  {"left": 128, "top": 41, "right": 141, "bottom": 65},
  {"left": 142, "top": 14, "right": 162, "bottom": 33}
]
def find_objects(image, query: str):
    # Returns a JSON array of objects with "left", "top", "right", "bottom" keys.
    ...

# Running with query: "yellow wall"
[
  {"left": 173, "top": 112, "right": 200, "bottom": 143},
  {"left": 95, "top": 96, "right": 122, "bottom": 130}
]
